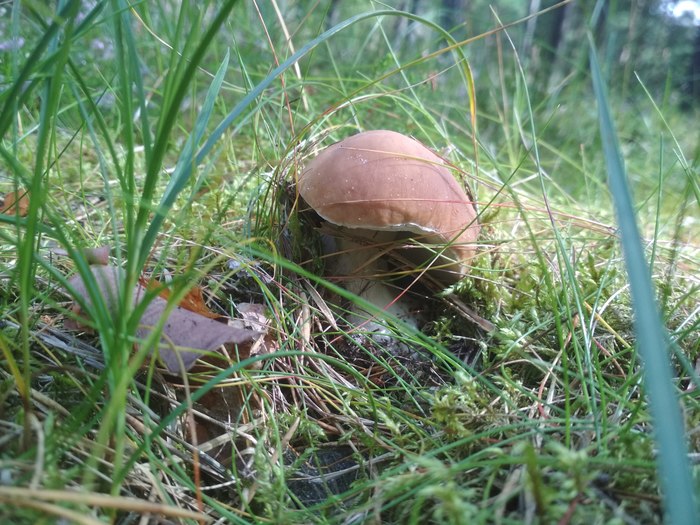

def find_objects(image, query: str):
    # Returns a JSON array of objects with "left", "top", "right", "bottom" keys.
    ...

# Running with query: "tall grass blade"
[
  {"left": 134, "top": 0, "right": 239, "bottom": 270},
  {"left": 588, "top": 35, "right": 698, "bottom": 524},
  {"left": 141, "top": 50, "right": 229, "bottom": 254},
  {"left": 196, "top": 10, "right": 427, "bottom": 166}
]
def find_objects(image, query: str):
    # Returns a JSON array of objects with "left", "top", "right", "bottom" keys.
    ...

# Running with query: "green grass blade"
[
  {"left": 634, "top": 74, "right": 700, "bottom": 209},
  {"left": 134, "top": 0, "right": 239, "bottom": 270},
  {"left": 0, "top": 2, "right": 76, "bottom": 137},
  {"left": 195, "top": 10, "right": 402, "bottom": 164},
  {"left": 135, "top": 8, "right": 396, "bottom": 266},
  {"left": 588, "top": 34, "right": 699, "bottom": 524},
  {"left": 141, "top": 50, "right": 229, "bottom": 255}
]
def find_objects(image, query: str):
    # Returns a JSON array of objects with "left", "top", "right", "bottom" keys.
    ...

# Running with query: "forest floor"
[{"left": 1, "top": 2, "right": 699, "bottom": 524}]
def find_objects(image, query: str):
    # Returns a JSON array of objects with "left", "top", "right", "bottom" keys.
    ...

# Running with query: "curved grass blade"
[
  {"left": 134, "top": 0, "right": 239, "bottom": 270},
  {"left": 143, "top": 50, "right": 230, "bottom": 250},
  {"left": 141, "top": 8, "right": 477, "bottom": 263},
  {"left": 588, "top": 34, "right": 698, "bottom": 524}
]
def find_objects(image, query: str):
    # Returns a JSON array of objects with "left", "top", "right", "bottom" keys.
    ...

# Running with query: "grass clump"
[{"left": 1, "top": 1, "right": 698, "bottom": 523}]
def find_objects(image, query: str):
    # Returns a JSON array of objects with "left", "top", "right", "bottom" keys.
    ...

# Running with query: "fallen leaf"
[
  {"left": 176, "top": 286, "right": 223, "bottom": 319},
  {"left": 142, "top": 279, "right": 224, "bottom": 320},
  {"left": 237, "top": 302, "right": 270, "bottom": 332},
  {"left": 0, "top": 190, "right": 30, "bottom": 216},
  {"left": 67, "top": 265, "right": 263, "bottom": 373}
]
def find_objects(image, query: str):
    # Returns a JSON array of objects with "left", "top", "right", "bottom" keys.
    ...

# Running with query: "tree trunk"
[{"left": 683, "top": 26, "right": 700, "bottom": 107}]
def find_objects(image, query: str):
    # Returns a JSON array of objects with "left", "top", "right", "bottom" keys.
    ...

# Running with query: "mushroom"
[{"left": 298, "top": 129, "right": 479, "bottom": 328}]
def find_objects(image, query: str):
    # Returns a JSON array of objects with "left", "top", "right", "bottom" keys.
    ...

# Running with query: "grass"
[{"left": 1, "top": 1, "right": 699, "bottom": 523}]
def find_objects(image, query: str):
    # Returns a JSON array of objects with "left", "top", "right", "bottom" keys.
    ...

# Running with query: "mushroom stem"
[{"left": 325, "top": 232, "right": 421, "bottom": 330}]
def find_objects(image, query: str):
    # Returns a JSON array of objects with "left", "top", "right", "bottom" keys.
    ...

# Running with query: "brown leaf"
[
  {"left": 140, "top": 278, "right": 224, "bottom": 320},
  {"left": 237, "top": 302, "right": 270, "bottom": 332},
  {"left": 67, "top": 265, "right": 263, "bottom": 373},
  {"left": 0, "top": 190, "right": 30, "bottom": 216},
  {"left": 176, "top": 286, "right": 222, "bottom": 318}
]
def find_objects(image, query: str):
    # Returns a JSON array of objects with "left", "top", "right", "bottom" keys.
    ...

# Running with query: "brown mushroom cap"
[{"left": 299, "top": 130, "right": 480, "bottom": 281}]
